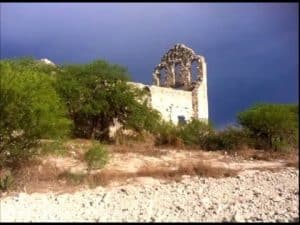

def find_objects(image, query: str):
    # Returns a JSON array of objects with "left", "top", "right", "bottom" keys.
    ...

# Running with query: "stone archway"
[{"left": 152, "top": 43, "right": 205, "bottom": 90}]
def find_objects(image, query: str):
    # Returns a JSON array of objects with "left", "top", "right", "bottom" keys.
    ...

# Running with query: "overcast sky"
[{"left": 1, "top": 3, "right": 298, "bottom": 128}]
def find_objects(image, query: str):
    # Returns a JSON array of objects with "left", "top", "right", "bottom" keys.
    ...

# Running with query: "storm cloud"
[{"left": 1, "top": 3, "right": 298, "bottom": 128}]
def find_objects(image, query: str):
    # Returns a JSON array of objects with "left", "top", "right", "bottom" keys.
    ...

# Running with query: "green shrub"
[
  {"left": 154, "top": 121, "right": 182, "bottom": 146},
  {"left": 201, "top": 126, "right": 250, "bottom": 151},
  {"left": 124, "top": 100, "right": 163, "bottom": 134},
  {"left": 153, "top": 119, "right": 214, "bottom": 148},
  {"left": 238, "top": 103, "right": 298, "bottom": 151},
  {"left": 201, "top": 132, "right": 223, "bottom": 151},
  {"left": 179, "top": 119, "right": 213, "bottom": 146},
  {"left": 0, "top": 170, "right": 14, "bottom": 191},
  {"left": 0, "top": 59, "right": 71, "bottom": 168},
  {"left": 84, "top": 144, "right": 109, "bottom": 169},
  {"left": 218, "top": 127, "right": 251, "bottom": 150}
]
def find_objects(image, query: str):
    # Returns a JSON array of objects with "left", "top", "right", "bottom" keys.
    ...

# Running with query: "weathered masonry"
[{"left": 129, "top": 43, "right": 209, "bottom": 124}]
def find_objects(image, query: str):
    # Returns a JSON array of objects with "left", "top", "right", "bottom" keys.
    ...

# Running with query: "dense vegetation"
[
  {"left": 0, "top": 57, "right": 298, "bottom": 172},
  {"left": 0, "top": 59, "right": 71, "bottom": 168},
  {"left": 56, "top": 60, "right": 131, "bottom": 140},
  {"left": 237, "top": 103, "right": 298, "bottom": 151},
  {"left": 55, "top": 60, "right": 163, "bottom": 141},
  {"left": 0, "top": 58, "right": 165, "bottom": 168}
]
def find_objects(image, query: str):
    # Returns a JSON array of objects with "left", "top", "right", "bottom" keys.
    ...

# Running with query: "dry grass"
[
  {"left": 225, "top": 148, "right": 299, "bottom": 165},
  {"left": 86, "top": 170, "right": 128, "bottom": 187},
  {"left": 7, "top": 158, "right": 73, "bottom": 194},
  {"left": 109, "top": 138, "right": 197, "bottom": 157},
  {"left": 58, "top": 171, "right": 87, "bottom": 185},
  {"left": 110, "top": 130, "right": 187, "bottom": 156},
  {"left": 81, "top": 160, "right": 239, "bottom": 187},
  {"left": 155, "top": 137, "right": 185, "bottom": 149},
  {"left": 109, "top": 144, "right": 169, "bottom": 157},
  {"left": 284, "top": 160, "right": 299, "bottom": 168},
  {"left": 108, "top": 132, "right": 169, "bottom": 157},
  {"left": 137, "top": 161, "right": 238, "bottom": 180}
]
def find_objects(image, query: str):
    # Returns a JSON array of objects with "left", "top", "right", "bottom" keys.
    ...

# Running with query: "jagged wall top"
[{"left": 152, "top": 43, "right": 206, "bottom": 90}]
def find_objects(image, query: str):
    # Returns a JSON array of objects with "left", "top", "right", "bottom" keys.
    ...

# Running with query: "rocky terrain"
[{"left": 1, "top": 167, "right": 298, "bottom": 222}]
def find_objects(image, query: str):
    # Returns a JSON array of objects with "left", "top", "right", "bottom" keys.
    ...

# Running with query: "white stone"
[{"left": 39, "top": 58, "right": 55, "bottom": 66}]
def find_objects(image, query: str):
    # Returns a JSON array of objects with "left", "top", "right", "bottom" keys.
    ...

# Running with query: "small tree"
[
  {"left": 56, "top": 60, "right": 159, "bottom": 140},
  {"left": 237, "top": 103, "right": 298, "bottom": 151}
]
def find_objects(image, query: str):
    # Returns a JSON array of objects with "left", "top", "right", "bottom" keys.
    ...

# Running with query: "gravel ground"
[{"left": 0, "top": 168, "right": 298, "bottom": 222}]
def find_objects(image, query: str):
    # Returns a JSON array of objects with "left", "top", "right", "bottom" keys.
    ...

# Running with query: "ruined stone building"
[
  {"left": 39, "top": 43, "right": 209, "bottom": 128},
  {"left": 129, "top": 43, "right": 209, "bottom": 125}
]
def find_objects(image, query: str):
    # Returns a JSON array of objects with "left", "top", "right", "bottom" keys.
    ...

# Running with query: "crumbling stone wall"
[
  {"left": 152, "top": 44, "right": 208, "bottom": 123},
  {"left": 127, "top": 82, "right": 194, "bottom": 124},
  {"left": 152, "top": 44, "right": 205, "bottom": 90}
]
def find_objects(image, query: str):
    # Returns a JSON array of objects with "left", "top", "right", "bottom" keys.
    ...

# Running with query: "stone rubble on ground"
[{"left": 0, "top": 168, "right": 298, "bottom": 222}]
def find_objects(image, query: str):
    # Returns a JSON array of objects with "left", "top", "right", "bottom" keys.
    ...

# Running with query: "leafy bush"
[
  {"left": 218, "top": 127, "right": 251, "bottom": 150},
  {"left": 124, "top": 100, "right": 162, "bottom": 134},
  {"left": 201, "top": 132, "right": 223, "bottom": 151},
  {"left": 0, "top": 59, "right": 71, "bottom": 168},
  {"left": 179, "top": 119, "right": 213, "bottom": 146},
  {"left": 84, "top": 144, "right": 109, "bottom": 169},
  {"left": 0, "top": 169, "right": 14, "bottom": 191},
  {"left": 201, "top": 126, "right": 251, "bottom": 151},
  {"left": 237, "top": 103, "right": 298, "bottom": 151},
  {"left": 154, "top": 121, "right": 182, "bottom": 146},
  {"left": 154, "top": 119, "right": 213, "bottom": 148}
]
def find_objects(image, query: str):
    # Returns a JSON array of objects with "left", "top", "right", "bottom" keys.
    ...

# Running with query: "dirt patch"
[
  {"left": 109, "top": 143, "right": 168, "bottom": 157},
  {"left": 226, "top": 148, "right": 299, "bottom": 162},
  {"left": 6, "top": 159, "right": 83, "bottom": 196},
  {"left": 3, "top": 139, "right": 298, "bottom": 196},
  {"left": 72, "top": 160, "right": 239, "bottom": 188}
]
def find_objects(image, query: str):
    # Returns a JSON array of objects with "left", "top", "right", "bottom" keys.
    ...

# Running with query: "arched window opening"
[
  {"left": 191, "top": 60, "right": 198, "bottom": 83},
  {"left": 160, "top": 68, "right": 167, "bottom": 86},
  {"left": 174, "top": 63, "right": 182, "bottom": 88}
]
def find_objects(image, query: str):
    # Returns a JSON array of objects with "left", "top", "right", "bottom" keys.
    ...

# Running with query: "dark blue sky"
[{"left": 1, "top": 3, "right": 298, "bottom": 128}]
